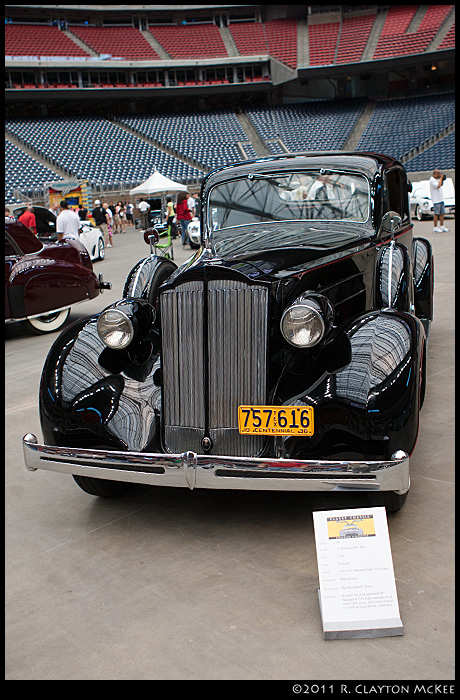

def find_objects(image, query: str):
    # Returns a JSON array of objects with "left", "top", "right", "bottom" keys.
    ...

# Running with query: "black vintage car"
[{"left": 23, "top": 153, "right": 433, "bottom": 512}]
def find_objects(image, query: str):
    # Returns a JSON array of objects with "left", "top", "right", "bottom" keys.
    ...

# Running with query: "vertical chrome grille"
[{"left": 160, "top": 278, "right": 268, "bottom": 457}]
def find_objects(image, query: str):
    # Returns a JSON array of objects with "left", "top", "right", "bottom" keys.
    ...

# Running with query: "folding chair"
[{"left": 146, "top": 226, "right": 174, "bottom": 260}]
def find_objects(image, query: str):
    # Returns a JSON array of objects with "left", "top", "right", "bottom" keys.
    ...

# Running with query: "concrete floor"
[{"left": 5, "top": 219, "right": 455, "bottom": 680}]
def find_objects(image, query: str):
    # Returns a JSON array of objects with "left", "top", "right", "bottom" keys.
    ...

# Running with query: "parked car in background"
[
  {"left": 5, "top": 218, "right": 109, "bottom": 333},
  {"left": 13, "top": 205, "right": 106, "bottom": 261},
  {"left": 187, "top": 217, "right": 200, "bottom": 248},
  {"left": 24, "top": 152, "right": 433, "bottom": 512},
  {"left": 409, "top": 177, "right": 455, "bottom": 221}
]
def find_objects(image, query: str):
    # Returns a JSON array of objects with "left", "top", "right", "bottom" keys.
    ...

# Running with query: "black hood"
[{"left": 196, "top": 221, "right": 373, "bottom": 282}]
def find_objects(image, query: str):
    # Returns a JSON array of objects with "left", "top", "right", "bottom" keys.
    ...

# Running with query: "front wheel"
[
  {"left": 26, "top": 308, "right": 70, "bottom": 334},
  {"left": 73, "top": 475, "right": 130, "bottom": 497},
  {"left": 97, "top": 237, "right": 105, "bottom": 260},
  {"left": 370, "top": 489, "right": 409, "bottom": 513},
  {"left": 415, "top": 205, "right": 427, "bottom": 221}
]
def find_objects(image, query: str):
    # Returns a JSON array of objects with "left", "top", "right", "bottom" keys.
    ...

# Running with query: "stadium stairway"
[
  {"left": 401, "top": 120, "right": 456, "bottom": 165},
  {"left": 140, "top": 29, "right": 171, "bottom": 59},
  {"left": 297, "top": 18, "right": 310, "bottom": 68},
  {"left": 63, "top": 29, "right": 98, "bottom": 57},
  {"left": 219, "top": 26, "right": 239, "bottom": 57},
  {"left": 6, "top": 129, "right": 71, "bottom": 181},
  {"left": 361, "top": 7, "right": 387, "bottom": 61},
  {"left": 112, "top": 117, "right": 207, "bottom": 173},
  {"left": 235, "top": 111, "right": 271, "bottom": 157},
  {"left": 427, "top": 6, "right": 455, "bottom": 51},
  {"left": 341, "top": 99, "right": 376, "bottom": 151},
  {"left": 406, "top": 5, "right": 428, "bottom": 34}
]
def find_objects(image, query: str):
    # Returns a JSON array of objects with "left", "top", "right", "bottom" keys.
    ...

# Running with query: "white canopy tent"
[
  {"left": 130, "top": 171, "right": 187, "bottom": 197},
  {"left": 130, "top": 171, "right": 188, "bottom": 227}
]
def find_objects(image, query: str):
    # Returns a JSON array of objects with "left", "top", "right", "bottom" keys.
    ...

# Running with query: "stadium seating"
[
  {"left": 5, "top": 23, "right": 89, "bottom": 57},
  {"left": 5, "top": 117, "right": 203, "bottom": 189},
  {"left": 356, "top": 92, "right": 455, "bottom": 160},
  {"left": 404, "top": 131, "right": 455, "bottom": 171},
  {"left": 69, "top": 25, "right": 161, "bottom": 60},
  {"left": 336, "top": 13, "right": 376, "bottom": 64},
  {"left": 373, "top": 5, "right": 453, "bottom": 59},
  {"left": 228, "top": 19, "right": 297, "bottom": 68},
  {"left": 308, "top": 21, "right": 340, "bottom": 66},
  {"left": 5, "top": 138, "right": 65, "bottom": 205},
  {"left": 4, "top": 90, "right": 456, "bottom": 203},
  {"left": 117, "top": 110, "right": 249, "bottom": 170},
  {"left": 437, "top": 21, "right": 455, "bottom": 50},
  {"left": 246, "top": 98, "right": 366, "bottom": 152},
  {"left": 148, "top": 24, "right": 228, "bottom": 59}
]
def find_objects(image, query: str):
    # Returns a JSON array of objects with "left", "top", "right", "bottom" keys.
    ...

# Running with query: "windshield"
[{"left": 208, "top": 171, "right": 370, "bottom": 233}]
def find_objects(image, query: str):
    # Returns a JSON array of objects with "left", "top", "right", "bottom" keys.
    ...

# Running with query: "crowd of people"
[{"left": 138, "top": 190, "right": 200, "bottom": 246}]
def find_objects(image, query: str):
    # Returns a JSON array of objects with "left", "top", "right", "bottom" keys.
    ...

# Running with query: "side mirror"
[
  {"left": 382, "top": 211, "right": 402, "bottom": 236},
  {"left": 407, "top": 180, "right": 413, "bottom": 193},
  {"left": 143, "top": 227, "right": 159, "bottom": 245}
]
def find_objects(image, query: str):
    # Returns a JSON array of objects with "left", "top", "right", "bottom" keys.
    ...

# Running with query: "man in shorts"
[
  {"left": 429, "top": 168, "right": 450, "bottom": 233},
  {"left": 92, "top": 199, "right": 110, "bottom": 246}
]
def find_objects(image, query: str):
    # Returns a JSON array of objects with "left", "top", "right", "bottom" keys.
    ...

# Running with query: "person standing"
[
  {"left": 56, "top": 199, "right": 82, "bottom": 241},
  {"left": 166, "top": 196, "right": 177, "bottom": 238},
  {"left": 117, "top": 201, "right": 126, "bottom": 234},
  {"left": 78, "top": 203, "right": 88, "bottom": 221},
  {"left": 429, "top": 168, "right": 450, "bottom": 233},
  {"left": 139, "top": 199, "right": 151, "bottom": 230},
  {"left": 103, "top": 203, "right": 114, "bottom": 247},
  {"left": 49, "top": 201, "right": 61, "bottom": 217},
  {"left": 18, "top": 203, "right": 37, "bottom": 235},
  {"left": 176, "top": 191, "right": 192, "bottom": 245},
  {"left": 92, "top": 199, "right": 109, "bottom": 246},
  {"left": 187, "top": 192, "right": 196, "bottom": 218},
  {"left": 193, "top": 191, "right": 201, "bottom": 219},
  {"left": 125, "top": 202, "right": 134, "bottom": 226}
]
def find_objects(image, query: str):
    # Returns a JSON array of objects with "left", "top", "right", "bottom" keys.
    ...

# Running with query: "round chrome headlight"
[
  {"left": 281, "top": 299, "right": 326, "bottom": 348},
  {"left": 97, "top": 308, "right": 134, "bottom": 349}
]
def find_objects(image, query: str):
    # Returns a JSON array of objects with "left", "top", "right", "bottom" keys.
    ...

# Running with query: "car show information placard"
[{"left": 313, "top": 507, "right": 403, "bottom": 639}]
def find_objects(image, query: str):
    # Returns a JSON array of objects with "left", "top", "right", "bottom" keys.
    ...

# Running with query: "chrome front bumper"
[{"left": 23, "top": 434, "right": 409, "bottom": 493}]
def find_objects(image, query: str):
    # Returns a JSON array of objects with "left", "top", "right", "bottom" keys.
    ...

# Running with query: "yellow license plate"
[{"left": 238, "top": 405, "right": 314, "bottom": 436}]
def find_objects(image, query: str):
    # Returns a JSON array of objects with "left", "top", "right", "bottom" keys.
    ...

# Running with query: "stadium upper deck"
[{"left": 5, "top": 5, "right": 455, "bottom": 92}]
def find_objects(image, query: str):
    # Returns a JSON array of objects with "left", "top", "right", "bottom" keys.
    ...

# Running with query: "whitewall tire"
[
  {"left": 26, "top": 308, "right": 71, "bottom": 334},
  {"left": 97, "top": 237, "right": 105, "bottom": 260}
]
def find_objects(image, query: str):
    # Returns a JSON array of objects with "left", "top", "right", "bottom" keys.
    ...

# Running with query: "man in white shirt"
[
  {"left": 56, "top": 200, "right": 82, "bottom": 241},
  {"left": 429, "top": 168, "right": 449, "bottom": 233},
  {"left": 187, "top": 194, "right": 196, "bottom": 217},
  {"left": 139, "top": 199, "right": 151, "bottom": 230}
]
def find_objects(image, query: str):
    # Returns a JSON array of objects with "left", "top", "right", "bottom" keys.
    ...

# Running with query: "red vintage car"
[{"left": 5, "top": 218, "right": 110, "bottom": 333}]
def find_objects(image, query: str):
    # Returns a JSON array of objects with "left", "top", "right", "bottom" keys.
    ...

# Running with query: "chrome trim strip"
[
  {"left": 23, "top": 435, "right": 409, "bottom": 494},
  {"left": 9, "top": 301, "right": 80, "bottom": 322}
]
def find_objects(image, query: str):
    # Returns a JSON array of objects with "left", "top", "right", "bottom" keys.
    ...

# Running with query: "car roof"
[
  {"left": 202, "top": 151, "right": 401, "bottom": 194},
  {"left": 5, "top": 220, "right": 44, "bottom": 254}
]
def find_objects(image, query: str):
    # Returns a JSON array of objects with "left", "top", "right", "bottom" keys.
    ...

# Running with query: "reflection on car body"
[
  {"left": 409, "top": 177, "right": 455, "bottom": 221},
  {"left": 24, "top": 152, "right": 433, "bottom": 512}
]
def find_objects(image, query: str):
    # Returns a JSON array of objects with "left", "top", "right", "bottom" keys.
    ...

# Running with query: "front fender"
[
  {"left": 283, "top": 309, "right": 424, "bottom": 461},
  {"left": 39, "top": 314, "right": 162, "bottom": 453},
  {"left": 123, "top": 255, "right": 177, "bottom": 306}
]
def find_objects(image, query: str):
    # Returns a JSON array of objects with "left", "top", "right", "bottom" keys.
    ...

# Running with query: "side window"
[
  {"left": 384, "top": 169, "right": 409, "bottom": 222},
  {"left": 5, "top": 233, "right": 18, "bottom": 257}
]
